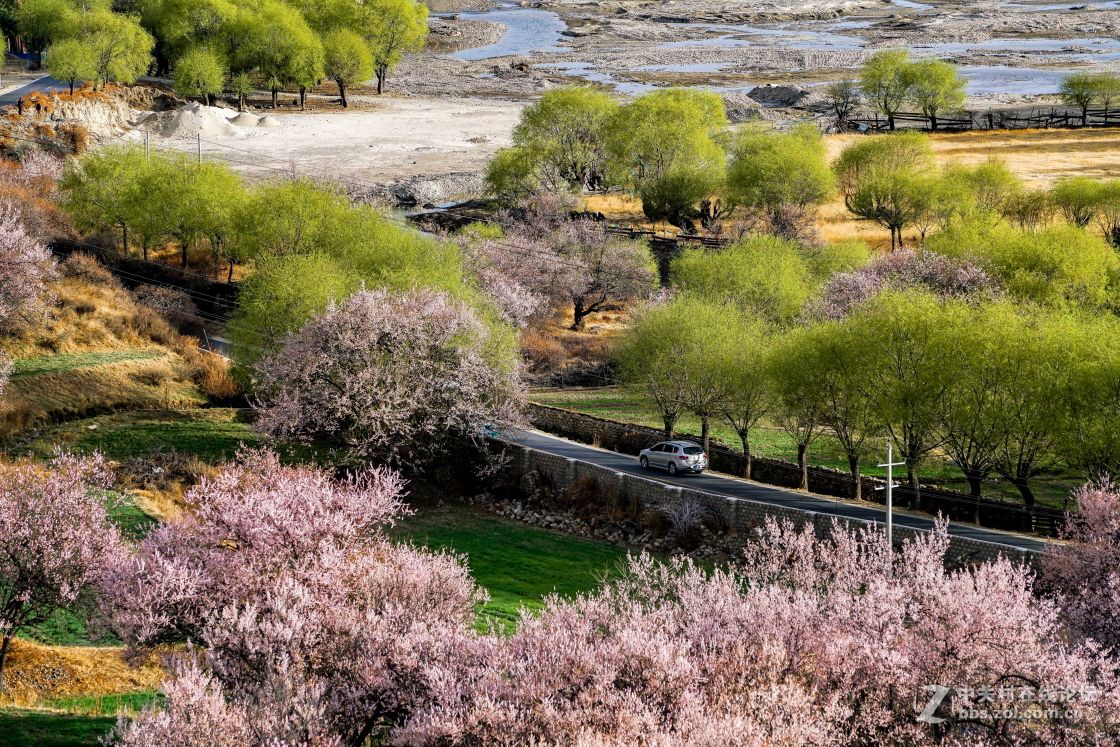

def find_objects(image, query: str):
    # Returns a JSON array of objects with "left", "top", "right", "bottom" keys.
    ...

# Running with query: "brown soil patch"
[{"left": 0, "top": 639, "right": 163, "bottom": 707}]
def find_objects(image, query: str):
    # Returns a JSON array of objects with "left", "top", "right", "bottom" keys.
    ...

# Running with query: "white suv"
[{"left": 638, "top": 440, "right": 708, "bottom": 475}]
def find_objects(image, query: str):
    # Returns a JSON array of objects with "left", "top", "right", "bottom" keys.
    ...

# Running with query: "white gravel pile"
[{"left": 135, "top": 103, "right": 238, "bottom": 139}]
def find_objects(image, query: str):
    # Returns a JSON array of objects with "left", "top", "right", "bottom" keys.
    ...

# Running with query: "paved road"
[
  {"left": 508, "top": 428, "right": 1050, "bottom": 554},
  {"left": 0, "top": 77, "right": 69, "bottom": 107}
]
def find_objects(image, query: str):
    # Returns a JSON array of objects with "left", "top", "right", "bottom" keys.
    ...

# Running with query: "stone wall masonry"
[
  {"left": 506, "top": 437, "right": 1041, "bottom": 571},
  {"left": 525, "top": 403, "right": 1065, "bottom": 537}
]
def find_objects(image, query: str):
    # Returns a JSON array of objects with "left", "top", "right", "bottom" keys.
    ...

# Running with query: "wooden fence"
[{"left": 848, "top": 107, "right": 1120, "bottom": 133}]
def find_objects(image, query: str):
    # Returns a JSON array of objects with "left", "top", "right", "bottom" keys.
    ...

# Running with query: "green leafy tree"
[
  {"left": 711, "top": 312, "right": 773, "bottom": 479},
  {"left": 984, "top": 309, "right": 1081, "bottom": 507},
  {"left": 777, "top": 322, "right": 879, "bottom": 500},
  {"left": 323, "top": 29, "right": 372, "bottom": 108},
  {"left": 77, "top": 9, "right": 155, "bottom": 87},
  {"left": 148, "top": 153, "right": 243, "bottom": 268},
  {"left": 614, "top": 301, "right": 690, "bottom": 440},
  {"left": 1000, "top": 188, "right": 1053, "bottom": 232},
  {"left": 235, "top": 0, "right": 321, "bottom": 109},
  {"left": 860, "top": 48, "right": 914, "bottom": 130},
  {"left": 136, "top": 0, "right": 237, "bottom": 75},
  {"left": 908, "top": 57, "right": 965, "bottom": 131},
  {"left": 672, "top": 235, "right": 812, "bottom": 323},
  {"left": 227, "top": 70, "right": 253, "bottom": 111},
  {"left": 1051, "top": 175, "right": 1102, "bottom": 228},
  {"left": 839, "top": 291, "right": 955, "bottom": 505},
  {"left": 1094, "top": 71, "right": 1120, "bottom": 112},
  {"left": 484, "top": 147, "right": 540, "bottom": 203},
  {"left": 605, "top": 88, "right": 728, "bottom": 190},
  {"left": 1058, "top": 71, "right": 1100, "bottom": 127},
  {"left": 929, "top": 222, "right": 1119, "bottom": 309},
  {"left": 229, "top": 181, "right": 471, "bottom": 366},
  {"left": 823, "top": 78, "right": 862, "bottom": 130},
  {"left": 173, "top": 46, "right": 226, "bottom": 105},
  {"left": 505, "top": 86, "right": 618, "bottom": 193},
  {"left": 60, "top": 144, "right": 147, "bottom": 253},
  {"left": 833, "top": 130, "right": 934, "bottom": 249},
  {"left": 46, "top": 37, "right": 96, "bottom": 94},
  {"left": 767, "top": 330, "right": 827, "bottom": 492},
  {"left": 638, "top": 163, "right": 722, "bottom": 231},
  {"left": 16, "top": 0, "right": 82, "bottom": 67},
  {"left": 1091, "top": 178, "right": 1120, "bottom": 249},
  {"left": 361, "top": 0, "right": 427, "bottom": 95},
  {"left": 727, "top": 123, "right": 835, "bottom": 240}
]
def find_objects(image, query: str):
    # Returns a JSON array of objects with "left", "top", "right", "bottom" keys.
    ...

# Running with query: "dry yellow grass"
[
  {"left": 0, "top": 639, "right": 163, "bottom": 707},
  {"left": 4, "top": 354, "right": 206, "bottom": 422},
  {"left": 583, "top": 129, "right": 1120, "bottom": 250}
]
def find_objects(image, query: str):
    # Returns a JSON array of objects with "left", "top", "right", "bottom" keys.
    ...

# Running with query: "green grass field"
[
  {"left": 10, "top": 350, "right": 165, "bottom": 379},
  {"left": 0, "top": 709, "right": 119, "bottom": 747},
  {"left": 529, "top": 387, "right": 1080, "bottom": 510},
  {"left": 392, "top": 507, "right": 630, "bottom": 630},
  {"left": 26, "top": 409, "right": 261, "bottom": 463},
  {"left": 0, "top": 694, "right": 159, "bottom": 747}
]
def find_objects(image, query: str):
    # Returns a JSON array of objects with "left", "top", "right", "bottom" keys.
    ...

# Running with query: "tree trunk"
[
  {"left": 929, "top": 113, "right": 938, "bottom": 131},
  {"left": 887, "top": 113, "right": 896, "bottom": 131},
  {"left": 271, "top": 87, "right": 278, "bottom": 109},
  {"left": 121, "top": 222, "right": 128, "bottom": 254},
  {"left": 570, "top": 302, "right": 589, "bottom": 331},
  {"left": 181, "top": 241, "right": 189, "bottom": 268},
  {"left": 377, "top": 68, "right": 386, "bottom": 95},
  {"left": 337, "top": 81, "right": 348, "bottom": 108},
  {"left": 68, "top": 80, "right": 75, "bottom": 95},
  {"left": 739, "top": 432, "right": 752, "bottom": 479},
  {"left": 848, "top": 455, "right": 861, "bottom": 501},
  {"left": 299, "top": 86, "right": 306, "bottom": 110},
  {"left": 662, "top": 413, "right": 677, "bottom": 441},
  {"left": 797, "top": 442, "right": 808, "bottom": 491},
  {"left": 1082, "top": 108, "right": 1089, "bottom": 127},
  {"left": 964, "top": 470, "right": 984, "bottom": 497},
  {"left": 204, "top": 92, "right": 211, "bottom": 106},
  {"left": 227, "top": 259, "right": 235, "bottom": 283},
  {"left": 907, "top": 465, "right": 920, "bottom": 511},
  {"left": 1012, "top": 477, "right": 1036, "bottom": 507},
  {"left": 238, "top": 93, "right": 245, "bottom": 112},
  {"left": 701, "top": 417, "right": 710, "bottom": 457}
]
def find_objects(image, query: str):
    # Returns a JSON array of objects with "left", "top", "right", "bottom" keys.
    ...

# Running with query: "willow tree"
[{"left": 362, "top": 0, "right": 427, "bottom": 95}]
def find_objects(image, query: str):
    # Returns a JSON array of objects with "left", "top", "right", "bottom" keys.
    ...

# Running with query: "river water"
[{"left": 446, "top": 3, "right": 1106, "bottom": 96}]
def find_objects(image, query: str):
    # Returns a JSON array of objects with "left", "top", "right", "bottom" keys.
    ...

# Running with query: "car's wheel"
[
  {"left": 667, "top": 462, "right": 678, "bottom": 476},
  {"left": 640, "top": 456, "right": 649, "bottom": 470}
]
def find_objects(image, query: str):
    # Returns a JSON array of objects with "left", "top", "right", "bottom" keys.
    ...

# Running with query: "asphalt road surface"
[
  {"left": 0, "top": 76, "right": 69, "bottom": 107},
  {"left": 508, "top": 428, "right": 1050, "bottom": 554}
]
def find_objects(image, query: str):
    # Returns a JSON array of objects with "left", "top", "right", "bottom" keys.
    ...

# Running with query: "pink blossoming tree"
[
  {"left": 251, "top": 289, "right": 524, "bottom": 472},
  {"left": 468, "top": 197, "right": 658, "bottom": 331},
  {"left": 401, "top": 519, "right": 1120, "bottom": 747},
  {"left": 0, "top": 453, "right": 123, "bottom": 689},
  {"left": 1041, "top": 481, "right": 1120, "bottom": 654},
  {"left": 812, "top": 248, "right": 996, "bottom": 320},
  {"left": 102, "top": 449, "right": 483, "bottom": 746}
]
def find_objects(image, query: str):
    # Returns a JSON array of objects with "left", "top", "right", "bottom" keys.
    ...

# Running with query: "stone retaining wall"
[
  {"left": 505, "top": 440, "right": 1042, "bottom": 570},
  {"left": 525, "top": 403, "right": 1064, "bottom": 537}
]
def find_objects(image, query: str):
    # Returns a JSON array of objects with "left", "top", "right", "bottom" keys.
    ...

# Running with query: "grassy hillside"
[{"left": 0, "top": 256, "right": 236, "bottom": 441}]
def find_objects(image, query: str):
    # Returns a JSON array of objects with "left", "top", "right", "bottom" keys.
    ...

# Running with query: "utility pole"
[
  {"left": 876, "top": 442, "right": 905, "bottom": 576},
  {"left": 197, "top": 133, "right": 202, "bottom": 164}
]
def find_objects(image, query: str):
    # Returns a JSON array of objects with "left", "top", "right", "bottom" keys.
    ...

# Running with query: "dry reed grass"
[{"left": 0, "top": 639, "right": 163, "bottom": 707}]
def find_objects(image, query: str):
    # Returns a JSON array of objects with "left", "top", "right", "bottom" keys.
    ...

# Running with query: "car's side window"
[{"left": 667, "top": 445, "right": 678, "bottom": 454}]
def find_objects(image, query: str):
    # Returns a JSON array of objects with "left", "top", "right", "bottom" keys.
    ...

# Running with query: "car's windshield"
[{"left": 683, "top": 446, "right": 703, "bottom": 455}]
